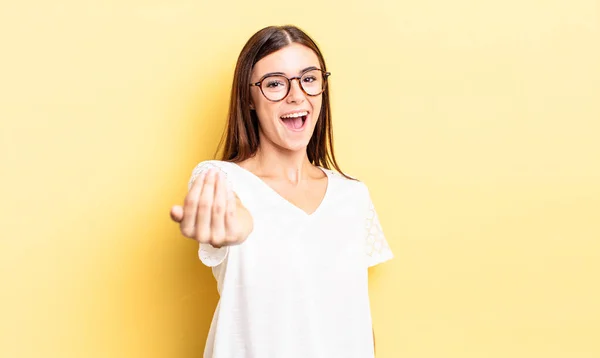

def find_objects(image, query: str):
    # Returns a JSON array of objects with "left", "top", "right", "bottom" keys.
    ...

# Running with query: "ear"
[{"left": 249, "top": 101, "right": 255, "bottom": 110}]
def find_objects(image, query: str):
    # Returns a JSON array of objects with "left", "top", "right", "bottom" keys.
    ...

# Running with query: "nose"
[{"left": 286, "top": 78, "right": 305, "bottom": 104}]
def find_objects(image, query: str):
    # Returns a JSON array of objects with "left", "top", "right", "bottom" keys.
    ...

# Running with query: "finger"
[
  {"left": 181, "top": 171, "right": 206, "bottom": 237},
  {"left": 210, "top": 171, "right": 227, "bottom": 246},
  {"left": 224, "top": 182, "right": 237, "bottom": 243},
  {"left": 196, "top": 168, "right": 217, "bottom": 242},
  {"left": 170, "top": 205, "right": 184, "bottom": 223}
]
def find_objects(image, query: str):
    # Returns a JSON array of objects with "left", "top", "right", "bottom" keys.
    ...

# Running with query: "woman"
[{"left": 170, "top": 25, "right": 393, "bottom": 358}]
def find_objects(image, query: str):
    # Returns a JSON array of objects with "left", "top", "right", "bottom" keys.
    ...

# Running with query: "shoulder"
[
  {"left": 321, "top": 167, "right": 370, "bottom": 197},
  {"left": 188, "top": 160, "right": 237, "bottom": 189},
  {"left": 190, "top": 160, "right": 234, "bottom": 174}
]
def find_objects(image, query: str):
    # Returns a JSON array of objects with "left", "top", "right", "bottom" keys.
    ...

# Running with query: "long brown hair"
[{"left": 215, "top": 25, "right": 351, "bottom": 179}]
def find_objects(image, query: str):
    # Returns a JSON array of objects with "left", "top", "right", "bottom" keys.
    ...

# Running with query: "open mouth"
[{"left": 280, "top": 111, "right": 308, "bottom": 131}]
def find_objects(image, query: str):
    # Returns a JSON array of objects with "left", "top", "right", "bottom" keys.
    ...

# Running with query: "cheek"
[
  {"left": 310, "top": 97, "right": 323, "bottom": 119},
  {"left": 251, "top": 92, "right": 273, "bottom": 121},
  {"left": 255, "top": 102, "right": 281, "bottom": 128}
]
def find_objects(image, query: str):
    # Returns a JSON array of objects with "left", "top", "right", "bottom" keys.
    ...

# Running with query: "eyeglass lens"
[{"left": 260, "top": 69, "right": 324, "bottom": 101}]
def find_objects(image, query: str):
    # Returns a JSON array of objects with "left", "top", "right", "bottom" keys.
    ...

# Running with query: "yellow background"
[{"left": 2, "top": 1, "right": 599, "bottom": 357}]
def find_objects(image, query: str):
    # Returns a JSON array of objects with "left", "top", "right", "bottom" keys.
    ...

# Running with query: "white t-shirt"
[{"left": 188, "top": 160, "right": 394, "bottom": 358}]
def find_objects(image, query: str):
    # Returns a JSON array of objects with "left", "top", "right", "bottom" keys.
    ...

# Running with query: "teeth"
[{"left": 281, "top": 111, "right": 308, "bottom": 119}]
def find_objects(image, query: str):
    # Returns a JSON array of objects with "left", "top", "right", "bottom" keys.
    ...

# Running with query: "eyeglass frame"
[{"left": 249, "top": 68, "right": 331, "bottom": 102}]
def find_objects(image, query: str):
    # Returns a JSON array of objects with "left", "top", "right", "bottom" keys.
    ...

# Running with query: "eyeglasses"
[{"left": 250, "top": 69, "right": 331, "bottom": 102}]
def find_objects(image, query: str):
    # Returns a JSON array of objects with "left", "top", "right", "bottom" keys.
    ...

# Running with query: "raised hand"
[{"left": 170, "top": 168, "right": 252, "bottom": 247}]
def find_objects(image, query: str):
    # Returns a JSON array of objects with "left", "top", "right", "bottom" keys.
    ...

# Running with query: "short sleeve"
[
  {"left": 364, "top": 192, "right": 394, "bottom": 268},
  {"left": 187, "top": 160, "right": 230, "bottom": 268}
]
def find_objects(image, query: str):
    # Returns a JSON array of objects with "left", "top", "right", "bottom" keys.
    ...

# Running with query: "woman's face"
[{"left": 250, "top": 43, "right": 323, "bottom": 153}]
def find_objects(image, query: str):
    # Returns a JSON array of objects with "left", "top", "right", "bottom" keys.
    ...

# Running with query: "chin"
[{"left": 279, "top": 138, "right": 312, "bottom": 153}]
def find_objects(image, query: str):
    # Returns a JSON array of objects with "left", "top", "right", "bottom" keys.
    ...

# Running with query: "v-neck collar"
[{"left": 229, "top": 162, "right": 331, "bottom": 218}]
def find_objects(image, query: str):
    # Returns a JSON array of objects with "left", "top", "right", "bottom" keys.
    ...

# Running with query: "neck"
[{"left": 248, "top": 146, "right": 314, "bottom": 185}]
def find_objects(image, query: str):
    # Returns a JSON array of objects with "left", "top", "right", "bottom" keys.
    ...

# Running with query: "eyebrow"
[{"left": 259, "top": 66, "right": 320, "bottom": 79}]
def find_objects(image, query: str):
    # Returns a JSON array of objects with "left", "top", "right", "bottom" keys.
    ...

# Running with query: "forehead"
[{"left": 252, "top": 43, "right": 320, "bottom": 77}]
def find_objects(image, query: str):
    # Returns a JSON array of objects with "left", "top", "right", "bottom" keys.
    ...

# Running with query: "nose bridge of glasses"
[
  {"left": 290, "top": 75, "right": 302, "bottom": 86},
  {"left": 288, "top": 76, "right": 305, "bottom": 94}
]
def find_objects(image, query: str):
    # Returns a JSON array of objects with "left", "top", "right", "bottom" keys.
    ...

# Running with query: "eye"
[
  {"left": 265, "top": 80, "right": 285, "bottom": 88},
  {"left": 302, "top": 75, "right": 317, "bottom": 83}
]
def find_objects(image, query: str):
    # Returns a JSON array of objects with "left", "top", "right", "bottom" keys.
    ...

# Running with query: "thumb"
[{"left": 170, "top": 205, "right": 184, "bottom": 223}]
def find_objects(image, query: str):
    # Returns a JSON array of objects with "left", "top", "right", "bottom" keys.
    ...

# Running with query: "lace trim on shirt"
[
  {"left": 188, "top": 160, "right": 232, "bottom": 190},
  {"left": 199, "top": 243, "right": 229, "bottom": 267},
  {"left": 365, "top": 200, "right": 393, "bottom": 267}
]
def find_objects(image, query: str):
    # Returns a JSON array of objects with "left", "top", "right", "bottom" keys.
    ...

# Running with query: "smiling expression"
[{"left": 250, "top": 43, "right": 324, "bottom": 153}]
